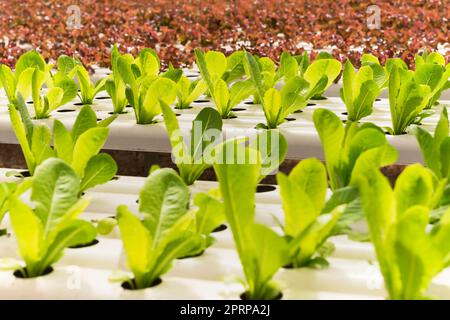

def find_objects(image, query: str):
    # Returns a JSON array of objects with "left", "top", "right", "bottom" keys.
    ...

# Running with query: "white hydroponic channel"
[
  {"left": 0, "top": 169, "right": 450, "bottom": 300},
  {"left": 0, "top": 69, "right": 449, "bottom": 164}
]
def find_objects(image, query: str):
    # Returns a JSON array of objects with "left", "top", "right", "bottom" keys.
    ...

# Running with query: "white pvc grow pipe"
[{"left": 0, "top": 82, "right": 449, "bottom": 164}]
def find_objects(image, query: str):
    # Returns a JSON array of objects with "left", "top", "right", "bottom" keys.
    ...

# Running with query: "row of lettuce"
[
  {"left": 0, "top": 92, "right": 449, "bottom": 299},
  {"left": 0, "top": 47, "right": 449, "bottom": 135}
]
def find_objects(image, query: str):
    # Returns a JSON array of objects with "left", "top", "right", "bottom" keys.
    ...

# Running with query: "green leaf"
[
  {"left": 394, "top": 164, "right": 433, "bottom": 216},
  {"left": 304, "top": 58, "right": 341, "bottom": 97},
  {"left": 71, "top": 127, "right": 109, "bottom": 176},
  {"left": 313, "top": 108, "right": 345, "bottom": 189},
  {"left": 116, "top": 205, "right": 152, "bottom": 288},
  {"left": 213, "top": 79, "right": 230, "bottom": 116},
  {"left": 139, "top": 168, "right": 190, "bottom": 248},
  {"left": 263, "top": 88, "right": 281, "bottom": 128},
  {"left": 205, "top": 51, "right": 227, "bottom": 78},
  {"left": 53, "top": 120, "right": 73, "bottom": 163},
  {"left": 80, "top": 154, "right": 118, "bottom": 191},
  {"left": 31, "top": 158, "right": 80, "bottom": 236},
  {"left": 15, "top": 50, "right": 46, "bottom": 78},
  {"left": 41, "top": 219, "right": 96, "bottom": 267},
  {"left": 8, "top": 196, "right": 44, "bottom": 277},
  {"left": 71, "top": 105, "right": 98, "bottom": 142},
  {"left": 245, "top": 223, "right": 288, "bottom": 300},
  {"left": 193, "top": 192, "right": 225, "bottom": 236},
  {"left": 250, "top": 130, "right": 287, "bottom": 179},
  {"left": 31, "top": 123, "right": 55, "bottom": 166}
]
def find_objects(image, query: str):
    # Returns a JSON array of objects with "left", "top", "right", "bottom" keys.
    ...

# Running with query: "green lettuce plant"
[
  {"left": 9, "top": 158, "right": 96, "bottom": 278},
  {"left": 244, "top": 52, "right": 307, "bottom": 128},
  {"left": 414, "top": 51, "right": 450, "bottom": 109},
  {"left": 161, "top": 101, "right": 223, "bottom": 185},
  {"left": 117, "top": 52, "right": 178, "bottom": 124},
  {"left": 175, "top": 76, "right": 207, "bottom": 109},
  {"left": 57, "top": 55, "right": 108, "bottom": 105},
  {"left": 0, "top": 50, "right": 77, "bottom": 119},
  {"left": 340, "top": 59, "right": 380, "bottom": 122},
  {"left": 277, "top": 158, "right": 345, "bottom": 268},
  {"left": 9, "top": 96, "right": 117, "bottom": 190},
  {"left": 357, "top": 164, "right": 450, "bottom": 300},
  {"left": 214, "top": 139, "right": 288, "bottom": 300},
  {"left": 195, "top": 49, "right": 254, "bottom": 119},
  {"left": 313, "top": 108, "right": 398, "bottom": 190},
  {"left": 116, "top": 168, "right": 196, "bottom": 289},
  {"left": 387, "top": 64, "right": 432, "bottom": 135}
]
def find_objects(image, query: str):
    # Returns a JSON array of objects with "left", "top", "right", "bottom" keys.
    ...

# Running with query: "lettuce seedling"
[
  {"left": 340, "top": 59, "right": 380, "bottom": 122},
  {"left": 0, "top": 50, "right": 77, "bottom": 119},
  {"left": 387, "top": 65, "right": 432, "bottom": 135},
  {"left": 116, "top": 168, "right": 197, "bottom": 289},
  {"left": 57, "top": 55, "right": 108, "bottom": 105},
  {"left": 161, "top": 101, "right": 222, "bottom": 185},
  {"left": 195, "top": 49, "right": 254, "bottom": 119},
  {"left": 357, "top": 164, "right": 450, "bottom": 299},
  {"left": 9, "top": 158, "right": 96, "bottom": 278},
  {"left": 244, "top": 52, "right": 307, "bottom": 128},
  {"left": 9, "top": 96, "right": 117, "bottom": 190},
  {"left": 175, "top": 76, "right": 207, "bottom": 109},
  {"left": 313, "top": 108, "right": 398, "bottom": 190},
  {"left": 414, "top": 50, "right": 450, "bottom": 109},
  {"left": 117, "top": 53, "right": 178, "bottom": 124},
  {"left": 277, "top": 158, "right": 345, "bottom": 268},
  {"left": 214, "top": 139, "right": 288, "bottom": 300}
]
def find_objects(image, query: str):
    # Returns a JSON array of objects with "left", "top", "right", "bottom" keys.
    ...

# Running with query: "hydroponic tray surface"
[
  {"left": 1, "top": 169, "right": 449, "bottom": 300},
  {"left": 0, "top": 83, "right": 449, "bottom": 165}
]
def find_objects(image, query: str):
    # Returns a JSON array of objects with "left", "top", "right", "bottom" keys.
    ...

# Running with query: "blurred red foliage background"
[{"left": 0, "top": 0, "right": 448, "bottom": 68}]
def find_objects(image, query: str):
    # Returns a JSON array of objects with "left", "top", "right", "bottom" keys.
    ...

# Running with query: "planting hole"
[
  {"left": 212, "top": 224, "right": 228, "bottom": 233},
  {"left": 111, "top": 176, "right": 120, "bottom": 181},
  {"left": 244, "top": 101, "right": 256, "bottom": 105},
  {"left": 26, "top": 100, "right": 33, "bottom": 104},
  {"left": 240, "top": 291, "right": 283, "bottom": 300},
  {"left": 126, "top": 105, "right": 133, "bottom": 108},
  {"left": 341, "top": 112, "right": 348, "bottom": 115},
  {"left": 108, "top": 111, "right": 127, "bottom": 115},
  {"left": 73, "top": 102, "right": 84, "bottom": 106},
  {"left": 231, "top": 108, "right": 246, "bottom": 112},
  {"left": 121, "top": 278, "right": 162, "bottom": 290},
  {"left": 307, "top": 103, "right": 316, "bottom": 106},
  {"left": 18, "top": 170, "right": 31, "bottom": 177},
  {"left": 376, "top": 98, "right": 381, "bottom": 101},
  {"left": 285, "top": 117, "right": 296, "bottom": 122},
  {"left": 95, "top": 96, "right": 111, "bottom": 100},
  {"left": 194, "top": 99, "right": 210, "bottom": 103},
  {"left": 57, "top": 109, "right": 76, "bottom": 113},
  {"left": 175, "top": 106, "right": 193, "bottom": 110},
  {"left": 177, "top": 250, "right": 205, "bottom": 260},
  {"left": 256, "top": 185, "right": 276, "bottom": 193},
  {"left": 69, "top": 239, "right": 99, "bottom": 249},
  {"left": 14, "top": 266, "right": 54, "bottom": 279},
  {"left": 294, "top": 110, "right": 303, "bottom": 113},
  {"left": 97, "top": 118, "right": 103, "bottom": 121}
]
